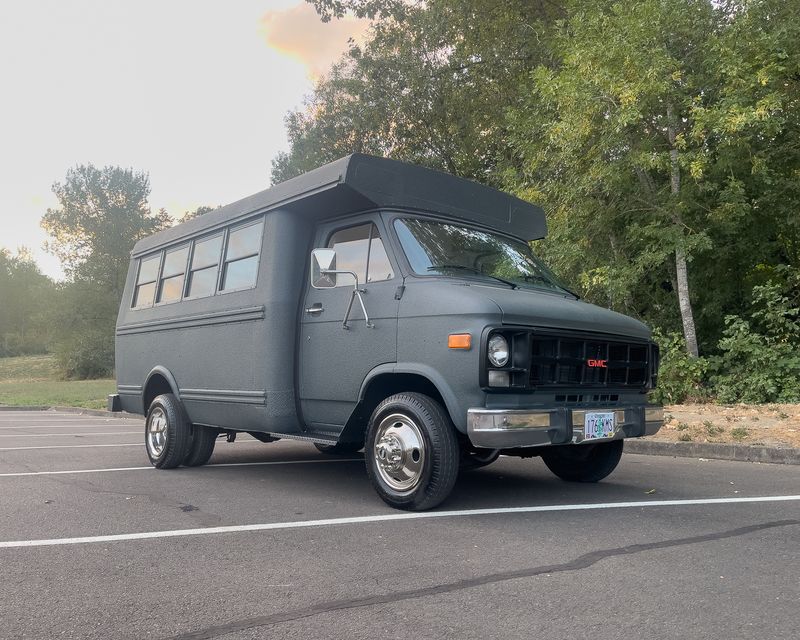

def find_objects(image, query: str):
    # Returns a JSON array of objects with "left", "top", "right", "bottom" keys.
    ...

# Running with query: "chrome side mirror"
[
  {"left": 308, "top": 247, "right": 373, "bottom": 329},
  {"left": 310, "top": 248, "right": 337, "bottom": 289}
]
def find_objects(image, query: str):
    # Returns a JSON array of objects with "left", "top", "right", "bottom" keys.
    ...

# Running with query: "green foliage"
[
  {"left": 40, "top": 164, "right": 171, "bottom": 379},
  {"left": 650, "top": 330, "right": 708, "bottom": 404},
  {"left": 0, "top": 248, "right": 57, "bottom": 356},
  {"left": 50, "top": 281, "right": 119, "bottom": 379},
  {"left": 41, "top": 164, "right": 170, "bottom": 297},
  {"left": 273, "top": 0, "right": 564, "bottom": 185},
  {"left": 711, "top": 273, "right": 800, "bottom": 403}
]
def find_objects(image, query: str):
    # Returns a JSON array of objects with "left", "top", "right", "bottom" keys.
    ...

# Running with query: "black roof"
[{"left": 132, "top": 154, "right": 547, "bottom": 256}]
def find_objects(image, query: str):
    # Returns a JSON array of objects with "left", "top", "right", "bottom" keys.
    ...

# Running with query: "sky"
[{"left": 0, "top": 1, "right": 369, "bottom": 279}]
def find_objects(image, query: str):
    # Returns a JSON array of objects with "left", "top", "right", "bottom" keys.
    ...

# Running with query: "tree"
[
  {"left": 0, "top": 248, "right": 56, "bottom": 356},
  {"left": 179, "top": 205, "right": 216, "bottom": 223},
  {"left": 506, "top": 0, "right": 800, "bottom": 356},
  {"left": 272, "top": 0, "right": 565, "bottom": 184},
  {"left": 41, "top": 165, "right": 170, "bottom": 298}
]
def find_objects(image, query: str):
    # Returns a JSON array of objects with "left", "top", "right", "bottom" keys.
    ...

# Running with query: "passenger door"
[{"left": 299, "top": 218, "right": 399, "bottom": 432}]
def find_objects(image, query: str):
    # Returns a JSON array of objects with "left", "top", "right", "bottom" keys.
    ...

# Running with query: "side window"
[
  {"left": 186, "top": 234, "right": 223, "bottom": 299},
  {"left": 327, "top": 223, "right": 394, "bottom": 287},
  {"left": 157, "top": 245, "right": 189, "bottom": 304},
  {"left": 132, "top": 253, "right": 161, "bottom": 309},
  {"left": 221, "top": 219, "right": 264, "bottom": 291}
]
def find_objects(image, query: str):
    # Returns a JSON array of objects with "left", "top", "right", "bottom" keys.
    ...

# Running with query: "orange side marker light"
[{"left": 448, "top": 333, "right": 472, "bottom": 349}]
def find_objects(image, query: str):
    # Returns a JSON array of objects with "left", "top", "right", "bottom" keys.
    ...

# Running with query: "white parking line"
[
  {"left": 0, "top": 443, "right": 142, "bottom": 451},
  {"left": 0, "top": 458, "right": 361, "bottom": 477},
  {"left": 0, "top": 432, "right": 140, "bottom": 438},
  {"left": 1, "top": 495, "right": 798, "bottom": 549},
  {"left": 0, "top": 424, "right": 140, "bottom": 430}
]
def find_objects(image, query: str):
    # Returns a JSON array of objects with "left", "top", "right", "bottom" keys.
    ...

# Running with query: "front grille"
[{"left": 530, "top": 334, "right": 650, "bottom": 389}]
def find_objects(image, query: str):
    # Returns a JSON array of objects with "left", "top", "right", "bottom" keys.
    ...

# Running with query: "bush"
[
  {"left": 55, "top": 327, "right": 115, "bottom": 379},
  {"left": 710, "top": 280, "right": 800, "bottom": 403},
  {"left": 650, "top": 329, "right": 708, "bottom": 404}
]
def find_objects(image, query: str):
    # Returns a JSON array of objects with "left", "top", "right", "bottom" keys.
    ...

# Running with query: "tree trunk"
[{"left": 667, "top": 104, "right": 699, "bottom": 357}]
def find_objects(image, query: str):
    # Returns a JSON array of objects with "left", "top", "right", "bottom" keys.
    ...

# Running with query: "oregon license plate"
[{"left": 584, "top": 412, "right": 615, "bottom": 440}]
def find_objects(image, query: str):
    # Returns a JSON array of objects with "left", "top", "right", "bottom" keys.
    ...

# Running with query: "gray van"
[{"left": 111, "top": 154, "right": 663, "bottom": 510}]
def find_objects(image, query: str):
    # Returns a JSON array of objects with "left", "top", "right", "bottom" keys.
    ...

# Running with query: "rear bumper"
[{"left": 467, "top": 405, "right": 663, "bottom": 449}]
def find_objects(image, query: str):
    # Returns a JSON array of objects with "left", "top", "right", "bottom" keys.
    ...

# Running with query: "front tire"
[
  {"left": 365, "top": 392, "right": 459, "bottom": 511},
  {"left": 145, "top": 393, "right": 191, "bottom": 469},
  {"left": 541, "top": 440, "right": 624, "bottom": 482}
]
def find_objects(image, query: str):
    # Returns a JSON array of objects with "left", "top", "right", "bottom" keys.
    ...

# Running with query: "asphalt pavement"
[{"left": 0, "top": 410, "right": 798, "bottom": 639}]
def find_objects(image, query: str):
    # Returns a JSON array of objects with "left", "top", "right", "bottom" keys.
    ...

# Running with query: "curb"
[
  {"left": 626, "top": 439, "right": 800, "bottom": 466},
  {"left": 0, "top": 405, "right": 137, "bottom": 419}
]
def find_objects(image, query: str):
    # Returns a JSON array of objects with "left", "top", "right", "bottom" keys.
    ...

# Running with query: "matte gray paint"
[{"left": 115, "top": 153, "right": 655, "bottom": 444}]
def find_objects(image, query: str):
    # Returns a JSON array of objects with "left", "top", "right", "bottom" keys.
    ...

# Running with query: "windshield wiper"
[
  {"left": 519, "top": 274, "right": 580, "bottom": 299},
  {"left": 427, "top": 264, "right": 518, "bottom": 289}
]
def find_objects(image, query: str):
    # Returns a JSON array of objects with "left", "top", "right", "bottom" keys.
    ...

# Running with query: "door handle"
[{"left": 305, "top": 303, "right": 324, "bottom": 315}]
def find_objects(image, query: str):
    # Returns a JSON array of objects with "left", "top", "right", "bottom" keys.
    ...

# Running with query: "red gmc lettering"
[{"left": 587, "top": 359, "right": 608, "bottom": 368}]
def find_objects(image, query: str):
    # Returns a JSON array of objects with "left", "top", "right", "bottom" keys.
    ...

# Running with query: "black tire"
[
  {"left": 183, "top": 425, "right": 218, "bottom": 467},
  {"left": 365, "top": 392, "right": 459, "bottom": 511},
  {"left": 541, "top": 440, "right": 624, "bottom": 482},
  {"left": 314, "top": 441, "right": 363, "bottom": 455},
  {"left": 460, "top": 448, "right": 501, "bottom": 471},
  {"left": 144, "top": 393, "right": 191, "bottom": 469}
]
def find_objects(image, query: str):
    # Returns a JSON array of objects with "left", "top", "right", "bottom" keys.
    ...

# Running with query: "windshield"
[{"left": 394, "top": 218, "right": 572, "bottom": 295}]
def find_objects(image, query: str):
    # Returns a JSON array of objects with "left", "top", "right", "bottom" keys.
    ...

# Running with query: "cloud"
[{"left": 261, "top": 2, "right": 370, "bottom": 80}]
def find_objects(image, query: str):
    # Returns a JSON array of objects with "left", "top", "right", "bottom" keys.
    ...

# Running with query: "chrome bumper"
[{"left": 467, "top": 405, "right": 664, "bottom": 449}]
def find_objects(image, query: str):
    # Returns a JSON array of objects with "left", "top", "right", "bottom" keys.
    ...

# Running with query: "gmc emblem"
[{"left": 587, "top": 359, "right": 607, "bottom": 368}]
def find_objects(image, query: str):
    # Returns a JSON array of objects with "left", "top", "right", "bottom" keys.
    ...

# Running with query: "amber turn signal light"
[{"left": 448, "top": 333, "right": 472, "bottom": 349}]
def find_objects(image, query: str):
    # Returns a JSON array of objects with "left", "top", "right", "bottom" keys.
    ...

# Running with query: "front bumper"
[{"left": 467, "top": 405, "right": 663, "bottom": 449}]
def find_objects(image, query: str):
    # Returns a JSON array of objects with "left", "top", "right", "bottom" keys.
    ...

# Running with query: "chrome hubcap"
[
  {"left": 146, "top": 407, "right": 168, "bottom": 457},
  {"left": 374, "top": 413, "right": 426, "bottom": 493}
]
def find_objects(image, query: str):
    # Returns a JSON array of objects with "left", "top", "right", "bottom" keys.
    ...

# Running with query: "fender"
[
  {"left": 358, "top": 362, "right": 468, "bottom": 432},
  {"left": 142, "top": 366, "right": 181, "bottom": 412}
]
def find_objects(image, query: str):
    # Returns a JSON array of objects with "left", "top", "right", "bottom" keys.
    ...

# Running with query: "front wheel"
[
  {"left": 540, "top": 439, "right": 624, "bottom": 482},
  {"left": 365, "top": 392, "right": 459, "bottom": 511}
]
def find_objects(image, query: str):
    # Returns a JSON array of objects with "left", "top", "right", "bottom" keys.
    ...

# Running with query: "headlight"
[{"left": 487, "top": 334, "right": 509, "bottom": 367}]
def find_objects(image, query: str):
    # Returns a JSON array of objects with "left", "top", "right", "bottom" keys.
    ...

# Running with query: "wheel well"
[
  {"left": 142, "top": 374, "right": 174, "bottom": 414},
  {"left": 339, "top": 373, "right": 448, "bottom": 444}
]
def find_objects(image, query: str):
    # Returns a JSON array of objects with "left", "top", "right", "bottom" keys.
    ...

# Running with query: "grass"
[
  {"left": 0, "top": 354, "right": 115, "bottom": 410},
  {"left": 730, "top": 427, "right": 750, "bottom": 441}
]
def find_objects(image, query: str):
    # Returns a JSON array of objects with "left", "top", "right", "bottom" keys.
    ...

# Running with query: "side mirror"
[{"left": 310, "top": 248, "right": 337, "bottom": 289}]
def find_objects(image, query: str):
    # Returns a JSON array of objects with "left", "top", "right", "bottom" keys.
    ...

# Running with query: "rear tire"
[
  {"left": 183, "top": 426, "right": 218, "bottom": 467},
  {"left": 314, "top": 441, "right": 363, "bottom": 455},
  {"left": 365, "top": 392, "right": 459, "bottom": 511},
  {"left": 541, "top": 440, "right": 624, "bottom": 482},
  {"left": 145, "top": 394, "right": 191, "bottom": 469}
]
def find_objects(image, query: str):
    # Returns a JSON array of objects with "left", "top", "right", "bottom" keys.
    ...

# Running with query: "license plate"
[{"left": 584, "top": 412, "right": 615, "bottom": 440}]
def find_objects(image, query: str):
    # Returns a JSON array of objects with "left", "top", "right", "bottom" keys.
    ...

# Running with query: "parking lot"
[{"left": 0, "top": 409, "right": 798, "bottom": 639}]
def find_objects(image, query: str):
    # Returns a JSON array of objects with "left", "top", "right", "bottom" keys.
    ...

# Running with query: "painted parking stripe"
[
  {"left": 0, "top": 423, "right": 144, "bottom": 431},
  {"left": 0, "top": 424, "right": 140, "bottom": 430},
  {"left": 0, "top": 443, "right": 142, "bottom": 451},
  {"left": 0, "top": 458, "right": 362, "bottom": 477},
  {"left": 0, "top": 432, "right": 140, "bottom": 438},
  {"left": 1, "top": 495, "right": 798, "bottom": 549}
]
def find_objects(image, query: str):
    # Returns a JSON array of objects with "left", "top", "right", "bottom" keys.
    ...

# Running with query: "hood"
[{"left": 475, "top": 284, "right": 651, "bottom": 339}]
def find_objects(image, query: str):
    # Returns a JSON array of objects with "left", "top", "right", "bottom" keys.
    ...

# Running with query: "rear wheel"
[
  {"left": 365, "top": 392, "right": 459, "bottom": 511},
  {"left": 183, "top": 426, "right": 218, "bottom": 467},
  {"left": 314, "top": 441, "right": 363, "bottom": 455},
  {"left": 541, "top": 440, "right": 624, "bottom": 482},
  {"left": 145, "top": 393, "right": 191, "bottom": 469}
]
